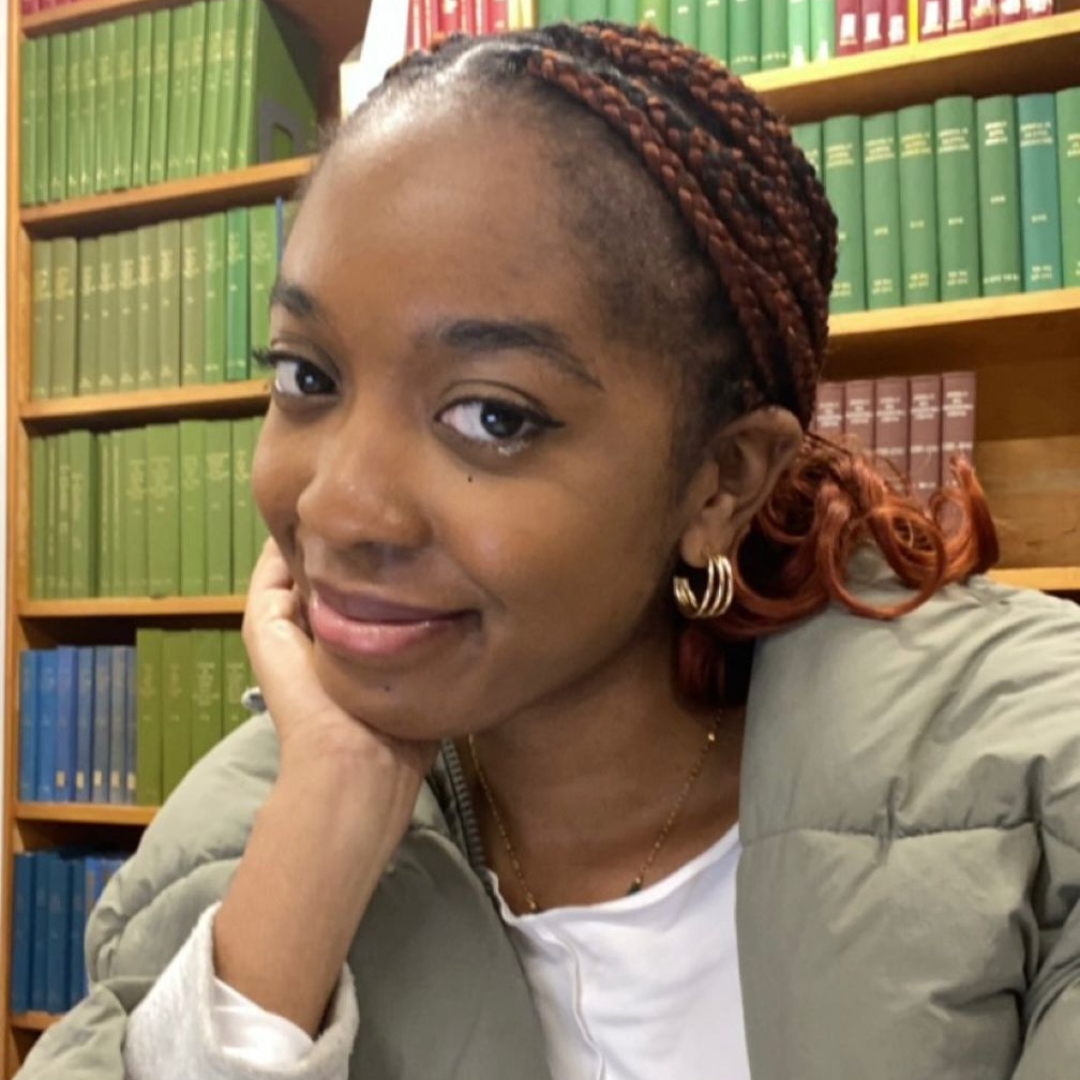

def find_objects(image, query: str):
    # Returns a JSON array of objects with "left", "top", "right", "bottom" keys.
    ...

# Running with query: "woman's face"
[{"left": 253, "top": 108, "right": 702, "bottom": 739}]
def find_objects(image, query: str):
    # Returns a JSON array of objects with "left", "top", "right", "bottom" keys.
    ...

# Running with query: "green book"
[
  {"left": 167, "top": 4, "right": 192, "bottom": 181},
  {"left": 34, "top": 36, "right": 49, "bottom": 205},
  {"left": 98, "top": 432, "right": 112, "bottom": 596},
  {"left": 69, "top": 430, "right": 97, "bottom": 598},
  {"left": 179, "top": 420, "right": 207, "bottom": 595},
  {"left": 56, "top": 433, "right": 72, "bottom": 599},
  {"left": 149, "top": 9, "right": 172, "bottom": 186},
  {"left": 862, "top": 112, "right": 902, "bottom": 311},
  {"left": 146, "top": 423, "right": 181, "bottom": 597},
  {"left": 66, "top": 32, "right": 81, "bottom": 197},
  {"left": 95, "top": 21, "right": 116, "bottom": 194},
  {"left": 20, "top": 39, "right": 35, "bottom": 206},
  {"left": 234, "top": 0, "right": 320, "bottom": 169},
  {"left": 810, "top": 0, "right": 836, "bottom": 61},
  {"left": 161, "top": 631, "right": 193, "bottom": 799},
  {"left": 191, "top": 630, "right": 224, "bottom": 763},
  {"left": 200, "top": 1, "right": 225, "bottom": 175},
  {"left": 976, "top": 95, "right": 1022, "bottom": 298},
  {"left": 898, "top": 105, "right": 939, "bottom": 306},
  {"left": 249, "top": 204, "right": 276, "bottom": 355},
  {"left": 791, "top": 121, "right": 823, "bottom": 179},
  {"left": 761, "top": 0, "right": 788, "bottom": 70},
  {"left": 32, "top": 241, "right": 53, "bottom": 399},
  {"left": 31, "top": 439, "right": 47, "bottom": 598},
  {"left": 538, "top": 0, "right": 573, "bottom": 22},
  {"left": 637, "top": 1, "right": 671, "bottom": 32},
  {"left": 699, "top": 0, "right": 729, "bottom": 63},
  {"left": 135, "top": 628, "right": 164, "bottom": 805},
  {"left": 136, "top": 225, "right": 159, "bottom": 389},
  {"left": 225, "top": 208, "right": 250, "bottom": 380},
  {"left": 49, "top": 33, "right": 68, "bottom": 203},
  {"left": 77, "top": 238, "right": 100, "bottom": 396},
  {"left": 789, "top": 0, "right": 812, "bottom": 66},
  {"left": 1017, "top": 93, "right": 1063, "bottom": 292},
  {"left": 671, "top": 1, "right": 698, "bottom": 46},
  {"left": 131, "top": 13, "right": 155, "bottom": 188},
  {"left": 204, "top": 212, "right": 227, "bottom": 383},
  {"left": 729, "top": 0, "right": 760, "bottom": 75},
  {"left": 181, "top": 217, "right": 207, "bottom": 384},
  {"left": 117, "top": 231, "right": 140, "bottom": 392},
  {"left": 122, "top": 427, "right": 149, "bottom": 595},
  {"left": 97, "top": 234, "right": 120, "bottom": 393},
  {"left": 1059, "top": 89, "right": 1080, "bottom": 288},
  {"left": 824, "top": 115, "right": 866, "bottom": 313},
  {"left": 78, "top": 27, "right": 96, "bottom": 197},
  {"left": 205, "top": 420, "right": 233, "bottom": 595},
  {"left": 44, "top": 437, "right": 58, "bottom": 598},
  {"left": 222, "top": 630, "right": 251, "bottom": 736},
  {"left": 609, "top": 0, "right": 636, "bottom": 18},
  {"left": 231, "top": 418, "right": 254, "bottom": 594},
  {"left": 159, "top": 220, "right": 182, "bottom": 388},
  {"left": 216, "top": 0, "right": 243, "bottom": 173},
  {"left": 251, "top": 415, "right": 270, "bottom": 556},
  {"left": 934, "top": 96, "right": 981, "bottom": 302},
  {"left": 572, "top": 0, "right": 607, "bottom": 21},
  {"left": 49, "top": 238, "right": 78, "bottom": 398},
  {"left": 111, "top": 422, "right": 126, "bottom": 593},
  {"left": 184, "top": 3, "right": 209, "bottom": 179},
  {"left": 113, "top": 16, "right": 137, "bottom": 190}
]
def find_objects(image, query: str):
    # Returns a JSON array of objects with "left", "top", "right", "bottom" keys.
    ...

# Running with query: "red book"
[
  {"left": 873, "top": 378, "right": 911, "bottom": 484},
  {"left": 908, "top": 375, "right": 943, "bottom": 504},
  {"left": 20, "top": 0, "right": 38, "bottom": 14},
  {"left": 462, "top": 0, "right": 477, "bottom": 33},
  {"left": 862, "top": 0, "right": 887, "bottom": 49},
  {"left": 440, "top": 0, "right": 463, "bottom": 33},
  {"left": 970, "top": 0, "right": 997, "bottom": 28},
  {"left": 488, "top": 0, "right": 510, "bottom": 31},
  {"left": 1024, "top": 0, "right": 1054, "bottom": 17},
  {"left": 946, "top": 0, "right": 970, "bottom": 32},
  {"left": 919, "top": 0, "right": 946, "bottom": 37},
  {"left": 838, "top": 0, "right": 862, "bottom": 53},
  {"left": 408, "top": 0, "right": 423, "bottom": 50},
  {"left": 473, "top": 0, "right": 489, "bottom": 32},
  {"left": 811, "top": 383, "right": 845, "bottom": 440},
  {"left": 37, "top": 0, "right": 54, "bottom": 10},
  {"left": 997, "top": 0, "right": 1024, "bottom": 21},
  {"left": 886, "top": 0, "right": 910, "bottom": 43},
  {"left": 423, "top": 0, "right": 439, "bottom": 45},
  {"left": 939, "top": 371, "right": 976, "bottom": 530}
]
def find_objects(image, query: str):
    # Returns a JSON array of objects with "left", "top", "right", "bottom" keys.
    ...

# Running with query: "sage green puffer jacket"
[{"left": 16, "top": 548, "right": 1080, "bottom": 1078}]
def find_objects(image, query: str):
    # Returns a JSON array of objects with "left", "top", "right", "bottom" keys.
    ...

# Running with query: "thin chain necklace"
[{"left": 467, "top": 715, "right": 721, "bottom": 915}]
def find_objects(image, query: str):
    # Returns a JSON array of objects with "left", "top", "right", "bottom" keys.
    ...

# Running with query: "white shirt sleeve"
[{"left": 124, "top": 901, "right": 359, "bottom": 1079}]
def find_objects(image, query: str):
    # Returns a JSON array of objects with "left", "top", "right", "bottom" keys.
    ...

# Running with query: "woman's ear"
[{"left": 677, "top": 407, "right": 804, "bottom": 567}]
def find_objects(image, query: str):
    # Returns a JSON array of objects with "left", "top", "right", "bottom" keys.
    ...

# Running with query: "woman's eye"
[
  {"left": 257, "top": 352, "right": 337, "bottom": 398},
  {"left": 437, "top": 399, "right": 558, "bottom": 455}
]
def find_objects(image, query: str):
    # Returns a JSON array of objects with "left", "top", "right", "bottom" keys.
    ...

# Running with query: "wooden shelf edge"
[
  {"left": 9, "top": 1011, "right": 60, "bottom": 1033},
  {"left": 986, "top": 567, "right": 1080, "bottom": 593},
  {"left": 19, "top": 596, "right": 247, "bottom": 618},
  {"left": 15, "top": 803, "right": 157, "bottom": 825}
]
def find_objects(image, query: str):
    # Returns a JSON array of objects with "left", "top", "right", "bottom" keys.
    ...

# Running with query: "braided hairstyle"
[{"left": 323, "top": 20, "right": 999, "bottom": 708}]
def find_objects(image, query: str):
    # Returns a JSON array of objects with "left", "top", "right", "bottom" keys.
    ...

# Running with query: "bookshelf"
[{"left": 3, "top": 2, "right": 1079, "bottom": 1075}]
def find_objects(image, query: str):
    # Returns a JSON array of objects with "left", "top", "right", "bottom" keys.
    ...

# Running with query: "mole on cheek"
[{"left": 467, "top": 476, "right": 474, "bottom": 484}]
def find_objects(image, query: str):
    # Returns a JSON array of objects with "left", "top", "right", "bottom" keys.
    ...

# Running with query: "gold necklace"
[{"left": 467, "top": 716, "right": 721, "bottom": 914}]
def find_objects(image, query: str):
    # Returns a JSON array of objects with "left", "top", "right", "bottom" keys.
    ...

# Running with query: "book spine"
[
  {"left": 190, "top": 630, "right": 224, "bottom": 764},
  {"left": 96, "top": 234, "right": 119, "bottom": 392},
  {"left": 48, "top": 33, "right": 68, "bottom": 203},
  {"left": 77, "top": 238, "right": 99, "bottom": 395},
  {"left": 919, "top": 0, "right": 945, "bottom": 36},
  {"left": 233, "top": 0, "right": 259, "bottom": 169},
  {"left": 862, "top": 112, "right": 903, "bottom": 310},
  {"left": 842, "top": 380, "right": 875, "bottom": 452},
  {"left": 50, "top": 238, "right": 78, "bottom": 398},
  {"left": 204, "top": 213, "right": 228, "bottom": 383},
  {"left": 146, "top": 423, "right": 181, "bottom": 597},
  {"left": 205, "top": 421, "right": 234, "bottom": 594},
  {"left": 897, "top": 104, "right": 939, "bottom": 304},
  {"left": 1017, "top": 93, "right": 1063, "bottom": 291},
  {"left": 92, "top": 646, "right": 111, "bottom": 802},
  {"left": 31, "top": 241, "right": 53, "bottom": 399},
  {"left": 131, "top": 13, "right": 154, "bottom": 189},
  {"left": 251, "top": 416, "right": 270, "bottom": 556},
  {"left": 791, "top": 123, "right": 824, "bottom": 179},
  {"left": 158, "top": 220, "right": 182, "bottom": 387},
  {"left": 810, "top": 0, "right": 837, "bottom": 59},
  {"left": 118, "top": 230, "right": 140, "bottom": 390},
  {"left": 54, "top": 647, "right": 78, "bottom": 801},
  {"left": 699, "top": 0, "right": 730, "bottom": 62},
  {"left": 69, "top": 854, "right": 87, "bottom": 1003},
  {"left": 491, "top": 0, "right": 511, "bottom": 32},
  {"left": 249, "top": 204, "right": 276, "bottom": 355},
  {"left": 74, "top": 647, "right": 94, "bottom": 802},
  {"left": 217, "top": 0, "right": 243, "bottom": 173},
  {"left": 837, "top": 0, "right": 861, "bottom": 55},
  {"left": 200, "top": 1, "right": 225, "bottom": 175},
  {"left": 671, "top": 2, "right": 699, "bottom": 48},
  {"left": 225, "top": 208, "right": 251, "bottom": 380},
  {"left": 161, "top": 631, "right": 193, "bottom": 799},
  {"left": 184, "top": 2, "right": 208, "bottom": 179},
  {"left": 970, "top": 0, "right": 996, "bottom": 27},
  {"left": 222, "top": 631, "right": 251, "bottom": 736},
  {"left": 941, "top": 370, "right": 976, "bottom": 486},
  {"left": 1059, "top": 89, "right": 1080, "bottom": 288},
  {"left": 98, "top": 432, "right": 113, "bottom": 597},
  {"left": 94, "top": 22, "right": 116, "bottom": 194},
  {"left": 34, "top": 37, "right": 49, "bottom": 205},
  {"left": 68, "top": 429, "right": 96, "bottom": 598},
  {"left": 1023, "top": 0, "right": 1053, "bottom": 16},
  {"left": 11, "top": 855, "right": 35, "bottom": 1014},
  {"left": 135, "top": 628, "right": 164, "bottom": 805},
  {"left": 37, "top": 652, "right": 58, "bottom": 802},
  {"left": 976, "top": 95, "right": 1023, "bottom": 297},
  {"left": 573, "top": 0, "right": 609, "bottom": 18},
  {"left": 136, "top": 225, "right": 159, "bottom": 389},
  {"left": 108, "top": 647, "right": 128, "bottom": 804},
  {"left": 64, "top": 33, "right": 78, "bottom": 195},
  {"left": 113, "top": 16, "right": 136, "bottom": 190},
  {"left": 761, "top": 0, "right": 789, "bottom": 67},
  {"left": 824, "top": 115, "right": 867, "bottom": 312},
  {"left": 862, "top": 0, "right": 887, "bottom": 49},
  {"left": 908, "top": 374, "right": 943, "bottom": 503},
  {"left": 18, "top": 652, "right": 39, "bottom": 802},
  {"left": 934, "top": 96, "right": 981, "bottom": 301},
  {"left": 110, "top": 423, "right": 125, "bottom": 593},
  {"left": 886, "top": 0, "right": 909, "bottom": 43},
  {"left": 31, "top": 853, "right": 52, "bottom": 1010},
  {"left": 45, "top": 856, "right": 72, "bottom": 1014},
  {"left": 181, "top": 216, "right": 207, "bottom": 384},
  {"left": 122, "top": 427, "right": 149, "bottom": 595},
  {"left": 729, "top": 0, "right": 761, "bottom": 74},
  {"left": 44, "top": 437, "right": 58, "bottom": 599},
  {"left": 20, "top": 39, "right": 34, "bottom": 206},
  {"left": 945, "top": 0, "right": 969, "bottom": 32},
  {"left": 78, "top": 28, "right": 96, "bottom": 197},
  {"left": 166, "top": 4, "right": 191, "bottom": 181},
  {"left": 149, "top": 9, "right": 171, "bottom": 186},
  {"left": 788, "top": 0, "right": 812, "bottom": 64},
  {"left": 231, "top": 419, "right": 255, "bottom": 593},
  {"left": 180, "top": 420, "right": 207, "bottom": 595},
  {"left": 56, "top": 434, "right": 72, "bottom": 598},
  {"left": 31, "top": 440, "right": 47, "bottom": 598}
]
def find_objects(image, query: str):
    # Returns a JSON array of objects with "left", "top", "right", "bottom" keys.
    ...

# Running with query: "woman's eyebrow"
[{"left": 270, "top": 278, "right": 328, "bottom": 324}]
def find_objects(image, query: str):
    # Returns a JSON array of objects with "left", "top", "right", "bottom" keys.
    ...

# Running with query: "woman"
[{"left": 18, "top": 22, "right": 1080, "bottom": 1080}]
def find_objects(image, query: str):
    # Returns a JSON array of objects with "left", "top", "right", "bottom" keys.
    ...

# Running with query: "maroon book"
[
  {"left": 843, "top": 380, "right": 876, "bottom": 454},
  {"left": 873, "top": 378, "right": 911, "bottom": 486},
  {"left": 21, "top": 0, "right": 38, "bottom": 14},
  {"left": 37, "top": 0, "right": 54, "bottom": 10},
  {"left": 919, "top": 0, "right": 946, "bottom": 37},
  {"left": 1024, "top": 0, "right": 1054, "bottom": 17},
  {"left": 408, "top": 0, "right": 423, "bottom": 50},
  {"left": 862, "top": 0, "right": 887, "bottom": 49},
  {"left": 909, "top": 375, "right": 943, "bottom": 505},
  {"left": 812, "top": 383, "right": 845, "bottom": 440},
  {"left": 997, "top": 0, "right": 1024, "bottom": 21},
  {"left": 424, "top": 0, "right": 439, "bottom": 45},
  {"left": 970, "top": 0, "right": 997, "bottom": 28},
  {"left": 941, "top": 372, "right": 977, "bottom": 479},
  {"left": 946, "top": 0, "right": 970, "bottom": 32},
  {"left": 488, "top": 0, "right": 510, "bottom": 31},
  {"left": 838, "top": 0, "right": 862, "bottom": 53},
  {"left": 886, "top": 0, "right": 910, "bottom": 43},
  {"left": 440, "top": 0, "right": 463, "bottom": 34}
]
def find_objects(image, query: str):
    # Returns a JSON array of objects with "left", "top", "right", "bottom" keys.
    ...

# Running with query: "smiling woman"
[{"left": 15, "top": 19, "right": 1080, "bottom": 1080}]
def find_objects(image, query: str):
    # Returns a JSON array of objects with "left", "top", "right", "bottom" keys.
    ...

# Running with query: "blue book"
[
  {"left": 54, "top": 647, "right": 79, "bottom": 802},
  {"left": 109, "top": 648, "right": 128, "bottom": 805},
  {"left": 69, "top": 856, "right": 88, "bottom": 1008},
  {"left": 11, "top": 854, "right": 36, "bottom": 1013},
  {"left": 91, "top": 647, "right": 112, "bottom": 804},
  {"left": 74, "top": 648, "right": 95, "bottom": 803},
  {"left": 36, "top": 652, "right": 59, "bottom": 803},
  {"left": 124, "top": 646, "right": 138, "bottom": 804},
  {"left": 18, "top": 651, "right": 39, "bottom": 803},
  {"left": 45, "top": 855, "right": 73, "bottom": 1014},
  {"left": 31, "top": 852, "right": 53, "bottom": 1011}
]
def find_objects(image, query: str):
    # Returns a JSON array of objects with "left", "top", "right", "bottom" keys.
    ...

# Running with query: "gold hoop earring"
[{"left": 673, "top": 552, "right": 734, "bottom": 620}]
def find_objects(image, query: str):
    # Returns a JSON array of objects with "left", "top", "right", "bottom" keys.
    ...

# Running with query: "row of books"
[
  {"left": 31, "top": 200, "right": 295, "bottom": 400},
  {"left": 810, "top": 371, "right": 976, "bottom": 503},
  {"left": 22, "top": 0, "right": 99, "bottom": 13},
  {"left": 10, "top": 850, "right": 124, "bottom": 1015},
  {"left": 793, "top": 87, "right": 1080, "bottom": 313},
  {"left": 19, "top": 633, "right": 256, "bottom": 810},
  {"left": 19, "top": 0, "right": 318, "bottom": 207},
  {"left": 915, "top": 0, "right": 1056, "bottom": 43},
  {"left": 31, "top": 419, "right": 268, "bottom": 601}
]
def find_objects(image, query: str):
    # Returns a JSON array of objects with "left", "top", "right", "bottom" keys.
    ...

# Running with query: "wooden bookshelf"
[
  {"left": 15, "top": 803, "right": 157, "bottom": 827},
  {"left": 8, "top": 1014, "right": 56, "bottom": 1035},
  {"left": 989, "top": 567, "right": 1080, "bottom": 595},
  {"left": 18, "top": 595, "right": 246, "bottom": 618}
]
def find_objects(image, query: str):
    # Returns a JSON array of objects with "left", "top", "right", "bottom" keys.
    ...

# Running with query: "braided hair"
[{"left": 319, "top": 21, "right": 999, "bottom": 708}]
